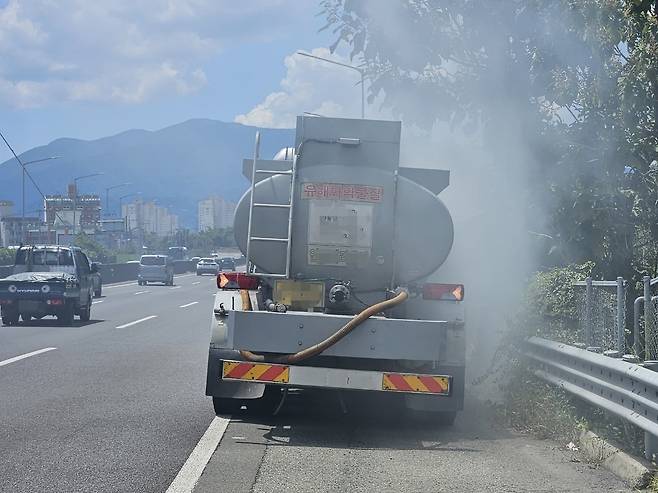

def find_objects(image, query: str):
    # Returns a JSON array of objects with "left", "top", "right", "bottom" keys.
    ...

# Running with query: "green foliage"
[
  {"left": 524, "top": 262, "right": 594, "bottom": 325},
  {"left": 0, "top": 248, "right": 15, "bottom": 266},
  {"left": 73, "top": 233, "right": 111, "bottom": 262},
  {"left": 321, "top": 0, "right": 658, "bottom": 284}
]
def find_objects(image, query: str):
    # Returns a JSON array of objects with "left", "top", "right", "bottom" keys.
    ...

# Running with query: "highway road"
[{"left": 1, "top": 274, "right": 631, "bottom": 492}]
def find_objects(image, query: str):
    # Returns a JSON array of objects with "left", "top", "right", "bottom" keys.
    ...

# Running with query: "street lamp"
[
  {"left": 105, "top": 183, "right": 131, "bottom": 218},
  {"left": 72, "top": 172, "right": 103, "bottom": 235},
  {"left": 21, "top": 156, "right": 61, "bottom": 241},
  {"left": 119, "top": 192, "right": 140, "bottom": 231},
  {"left": 296, "top": 51, "right": 365, "bottom": 119}
]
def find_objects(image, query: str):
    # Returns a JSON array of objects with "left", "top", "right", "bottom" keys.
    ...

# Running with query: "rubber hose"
[{"left": 239, "top": 289, "right": 408, "bottom": 364}]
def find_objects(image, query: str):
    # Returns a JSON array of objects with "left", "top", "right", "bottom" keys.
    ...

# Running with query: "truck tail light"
[
  {"left": 0, "top": 299, "right": 13, "bottom": 305},
  {"left": 46, "top": 298, "right": 64, "bottom": 305},
  {"left": 217, "top": 272, "right": 260, "bottom": 290},
  {"left": 422, "top": 283, "right": 464, "bottom": 301}
]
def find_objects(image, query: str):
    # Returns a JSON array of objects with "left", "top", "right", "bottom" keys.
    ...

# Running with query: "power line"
[{"left": 0, "top": 129, "right": 71, "bottom": 239}]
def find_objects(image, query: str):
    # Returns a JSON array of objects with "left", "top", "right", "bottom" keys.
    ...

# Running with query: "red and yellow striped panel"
[
  {"left": 222, "top": 361, "right": 289, "bottom": 383},
  {"left": 382, "top": 372, "right": 450, "bottom": 395}
]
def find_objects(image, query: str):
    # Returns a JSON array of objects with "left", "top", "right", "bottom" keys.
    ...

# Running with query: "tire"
[
  {"left": 94, "top": 286, "right": 102, "bottom": 298},
  {"left": 20, "top": 313, "right": 33, "bottom": 322},
  {"left": 1, "top": 307, "right": 19, "bottom": 326},
  {"left": 58, "top": 302, "right": 75, "bottom": 326},
  {"left": 212, "top": 397, "right": 243, "bottom": 415},
  {"left": 79, "top": 302, "right": 91, "bottom": 322},
  {"left": 196, "top": 272, "right": 201, "bottom": 276}
]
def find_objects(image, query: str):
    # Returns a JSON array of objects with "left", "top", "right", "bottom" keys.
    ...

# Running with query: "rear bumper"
[
  {"left": 205, "top": 348, "right": 464, "bottom": 411},
  {"left": 138, "top": 274, "right": 170, "bottom": 282}
]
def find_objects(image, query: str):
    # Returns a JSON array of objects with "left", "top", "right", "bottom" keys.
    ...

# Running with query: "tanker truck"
[{"left": 205, "top": 116, "right": 464, "bottom": 423}]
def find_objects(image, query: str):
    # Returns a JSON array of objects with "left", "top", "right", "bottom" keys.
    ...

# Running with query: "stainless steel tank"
[{"left": 234, "top": 116, "right": 454, "bottom": 291}]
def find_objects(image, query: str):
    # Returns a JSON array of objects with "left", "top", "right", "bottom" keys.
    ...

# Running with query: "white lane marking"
[
  {"left": 115, "top": 315, "right": 157, "bottom": 329},
  {"left": 192, "top": 282, "right": 201, "bottom": 285},
  {"left": 170, "top": 286, "right": 182, "bottom": 290},
  {"left": 179, "top": 301, "right": 199, "bottom": 308},
  {"left": 92, "top": 300, "right": 104, "bottom": 304},
  {"left": 134, "top": 291, "right": 148, "bottom": 295},
  {"left": 165, "top": 416, "right": 230, "bottom": 493},
  {"left": 0, "top": 347, "right": 57, "bottom": 368}
]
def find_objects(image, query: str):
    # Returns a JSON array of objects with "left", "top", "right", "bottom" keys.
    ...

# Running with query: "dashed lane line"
[
  {"left": 179, "top": 302, "right": 199, "bottom": 308},
  {"left": 134, "top": 291, "right": 148, "bottom": 295},
  {"left": 92, "top": 300, "right": 104, "bottom": 304},
  {"left": 0, "top": 347, "right": 57, "bottom": 368},
  {"left": 165, "top": 416, "right": 231, "bottom": 493},
  {"left": 170, "top": 286, "right": 182, "bottom": 290},
  {"left": 115, "top": 315, "right": 157, "bottom": 329}
]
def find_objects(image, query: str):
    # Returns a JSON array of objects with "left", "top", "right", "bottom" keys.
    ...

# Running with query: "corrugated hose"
[{"left": 239, "top": 289, "right": 408, "bottom": 364}]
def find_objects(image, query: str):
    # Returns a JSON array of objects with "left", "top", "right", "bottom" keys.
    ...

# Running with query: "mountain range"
[{"left": 0, "top": 119, "right": 295, "bottom": 228}]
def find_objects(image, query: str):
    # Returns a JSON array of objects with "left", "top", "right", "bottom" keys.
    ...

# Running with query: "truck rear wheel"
[
  {"left": 1, "top": 307, "right": 19, "bottom": 326},
  {"left": 212, "top": 397, "right": 243, "bottom": 415},
  {"left": 79, "top": 302, "right": 91, "bottom": 322},
  {"left": 58, "top": 302, "right": 75, "bottom": 326}
]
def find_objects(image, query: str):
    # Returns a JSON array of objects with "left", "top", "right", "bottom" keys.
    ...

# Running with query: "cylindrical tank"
[{"left": 234, "top": 163, "right": 453, "bottom": 291}]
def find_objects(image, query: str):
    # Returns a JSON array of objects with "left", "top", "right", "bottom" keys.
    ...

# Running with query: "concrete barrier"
[{"left": 0, "top": 261, "right": 198, "bottom": 284}]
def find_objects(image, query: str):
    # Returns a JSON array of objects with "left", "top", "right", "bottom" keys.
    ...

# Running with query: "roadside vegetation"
[{"left": 321, "top": 0, "right": 658, "bottom": 461}]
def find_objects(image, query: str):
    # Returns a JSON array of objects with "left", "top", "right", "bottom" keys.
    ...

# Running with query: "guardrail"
[{"left": 525, "top": 336, "right": 658, "bottom": 460}]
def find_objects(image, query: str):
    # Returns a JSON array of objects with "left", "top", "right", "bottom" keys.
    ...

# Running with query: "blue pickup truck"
[{"left": 0, "top": 245, "right": 98, "bottom": 326}]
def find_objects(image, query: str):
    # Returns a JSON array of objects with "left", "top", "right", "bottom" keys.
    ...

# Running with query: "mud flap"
[{"left": 205, "top": 348, "right": 266, "bottom": 399}]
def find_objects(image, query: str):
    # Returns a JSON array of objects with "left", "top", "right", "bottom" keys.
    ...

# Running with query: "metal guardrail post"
[
  {"left": 585, "top": 277, "right": 593, "bottom": 347},
  {"left": 645, "top": 276, "right": 653, "bottom": 360},
  {"left": 646, "top": 433, "right": 658, "bottom": 461},
  {"left": 635, "top": 296, "right": 644, "bottom": 358},
  {"left": 616, "top": 277, "right": 625, "bottom": 353}
]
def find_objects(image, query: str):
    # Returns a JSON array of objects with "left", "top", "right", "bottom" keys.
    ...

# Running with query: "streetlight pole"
[
  {"left": 105, "top": 183, "right": 131, "bottom": 218},
  {"left": 119, "top": 192, "right": 140, "bottom": 232},
  {"left": 296, "top": 51, "right": 365, "bottom": 119},
  {"left": 20, "top": 156, "right": 61, "bottom": 242},
  {"left": 72, "top": 172, "right": 103, "bottom": 236}
]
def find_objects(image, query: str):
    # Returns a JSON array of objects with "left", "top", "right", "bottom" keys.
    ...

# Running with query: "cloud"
[
  {"left": 235, "top": 48, "right": 387, "bottom": 128},
  {"left": 0, "top": 0, "right": 311, "bottom": 108}
]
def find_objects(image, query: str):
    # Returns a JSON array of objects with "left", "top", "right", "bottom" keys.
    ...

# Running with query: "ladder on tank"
[{"left": 245, "top": 131, "right": 297, "bottom": 278}]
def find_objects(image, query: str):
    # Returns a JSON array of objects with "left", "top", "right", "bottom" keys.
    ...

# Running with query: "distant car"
[
  {"left": 91, "top": 263, "right": 102, "bottom": 297},
  {"left": 196, "top": 258, "right": 219, "bottom": 276},
  {"left": 138, "top": 255, "right": 174, "bottom": 286},
  {"left": 190, "top": 256, "right": 201, "bottom": 264},
  {"left": 218, "top": 257, "right": 236, "bottom": 271}
]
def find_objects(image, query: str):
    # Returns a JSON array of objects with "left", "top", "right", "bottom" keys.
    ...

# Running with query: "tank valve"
[
  {"left": 329, "top": 283, "right": 351, "bottom": 305},
  {"left": 265, "top": 299, "right": 288, "bottom": 313}
]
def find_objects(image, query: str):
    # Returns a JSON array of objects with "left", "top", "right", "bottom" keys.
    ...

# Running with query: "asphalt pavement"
[{"left": 0, "top": 273, "right": 633, "bottom": 492}]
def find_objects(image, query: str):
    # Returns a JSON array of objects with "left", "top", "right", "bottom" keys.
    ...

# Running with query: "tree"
[{"left": 321, "top": 0, "right": 658, "bottom": 281}]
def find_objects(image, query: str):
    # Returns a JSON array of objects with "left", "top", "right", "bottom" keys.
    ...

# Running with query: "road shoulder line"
[{"left": 165, "top": 416, "right": 231, "bottom": 493}]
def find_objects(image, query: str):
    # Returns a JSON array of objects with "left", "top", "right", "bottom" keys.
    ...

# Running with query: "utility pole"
[{"left": 20, "top": 156, "right": 61, "bottom": 242}]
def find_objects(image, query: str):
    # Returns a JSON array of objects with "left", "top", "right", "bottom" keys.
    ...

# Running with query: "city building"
[
  {"left": 197, "top": 196, "right": 236, "bottom": 231},
  {"left": 44, "top": 184, "right": 101, "bottom": 233},
  {"left": 122, "top": 200, "right": 179, "bottom": 237},
  {"left": 0, "top": 217, "right": 43, "bottom": 247}
]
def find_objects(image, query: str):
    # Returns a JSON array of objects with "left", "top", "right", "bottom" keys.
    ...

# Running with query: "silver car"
[
  {"left": 138, "top": 255, "right": 174, "bottom": 286},
  {"left": 196, "top": 258, "right": 219, "bottom": 276}
]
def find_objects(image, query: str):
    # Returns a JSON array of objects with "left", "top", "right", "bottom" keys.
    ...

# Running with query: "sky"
[{"left": 0, "top": 0, "right": 369, "bottom": 164}]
